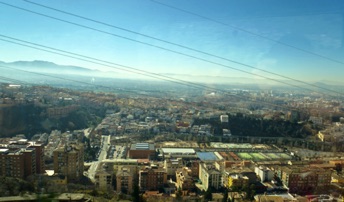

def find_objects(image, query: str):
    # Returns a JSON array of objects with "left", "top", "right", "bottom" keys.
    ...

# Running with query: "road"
[
  {"left": 83, "top": 128, "right": 92, "bottom": 139},
  {"left": 87, "top": 161, "right": 99, "bottom": 182},
  {"left": 86, "top": 135, "right": 110, "bottom": 182},
  {"left": 99, "top": 136, "right": 110, "bottom": 161}
]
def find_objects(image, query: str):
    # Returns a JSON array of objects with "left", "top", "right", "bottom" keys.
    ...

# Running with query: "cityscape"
[
  {"left": 0, "top": 81, "right": 344, "bottom": 201},
  {"left": 1, "top": 0, "right": 344, "bottom": 202}
]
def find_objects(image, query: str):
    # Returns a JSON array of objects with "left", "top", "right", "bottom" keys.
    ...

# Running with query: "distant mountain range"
[
  {"left": 0, "top": 60, "right": 102, "bottom": 76},
  {"left": 1, "top": 60, "right": 343, "bottom": 90},
  {"left": 161, "top": 73, "right": 344, "bottom": 87}
]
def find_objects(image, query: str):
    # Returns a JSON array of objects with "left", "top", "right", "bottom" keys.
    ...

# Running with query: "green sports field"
[
  {"left": 235, "top": 152, "right": 292, "bottom": 161},
  {"left": 237, "top": 153, "right": 253, "bottom": 160},
  {"left": 266, "top": 153, "right": 280, "bottom": 159},
  {"left": 250, "top": 153, "right": 268, "bottom": 161}
]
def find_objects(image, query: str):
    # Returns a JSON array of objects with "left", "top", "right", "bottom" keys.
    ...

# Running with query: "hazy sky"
[{"left": 0, "top": 0, "right": 343, "bottom": 83}]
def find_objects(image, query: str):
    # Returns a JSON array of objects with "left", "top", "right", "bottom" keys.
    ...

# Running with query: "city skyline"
[{"left": 0, "top": 0, "right": 343, "bottom": 83}]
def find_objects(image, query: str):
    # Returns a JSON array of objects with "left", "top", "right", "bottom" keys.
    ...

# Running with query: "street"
[{"left": 85, "top": 135, "right": 110, "bottom": 182}]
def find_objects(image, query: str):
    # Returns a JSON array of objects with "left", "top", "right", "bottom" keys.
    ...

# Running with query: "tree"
[
  {"left": 246, "top": 184, "right": 256, "bottom": 201},
  {"left": 204, "top": 188, "right": 213, "bottom": 202},
  {"left": 90, "top": 189, "right": 99, "bottom": 196},
  {"left": 176, "top": 187, "right": 183, "bottom": 202},
  {"left": 335, "top": 163, "right": 343, "bottom": 174},
  {"left": 132, "top": 184, "right": 140, "bottom": 202},
  {"left": 223, "top": 188, "right": 228, "bottom": 202}
]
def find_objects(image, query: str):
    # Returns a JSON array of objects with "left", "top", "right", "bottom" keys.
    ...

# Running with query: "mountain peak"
[{"left": 11, "top": 60, "right": 57, "bottom": 67}]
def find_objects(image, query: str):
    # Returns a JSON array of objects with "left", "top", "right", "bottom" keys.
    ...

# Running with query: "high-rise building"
[
  {"left": 53, "top": 143, "right": 84, "bottom": 181},
  {"left": 0, "top": 140, "right": 45, "bottom": 179},
  {"left": 23, "top": 148, "right": 36, "bottom": 178},
  {"left": 199, "top": 163, "right": 222, "bottom": 190},
  {"left": 280, "top": 166, "right": 332, "bottom": 195},
  {"left": 30, "top": 143, "right": 44, "bottom": 174},
  {"left": 139, "top": 165, "right": 167, "bottom": 191},
  {"left": 186, "top": 160, "right": 199, "bottom": 178},
  {"left": 164, "top": 158, "right": 183, "bottom": 177},
  {"left": 94, "top": 165, "right": 113, "bottom": 192},
  {"left": 176, "top": 167, "right": 195, "bottom": 193},
  {"left": 0, "top": 148, "right": 25, "bottom": 178},
  {"left": 116, "top": 167, "right": 134, "bottom": 194},
  {"left": 255, "top": 166, "right": 274, "bottom": 182}
]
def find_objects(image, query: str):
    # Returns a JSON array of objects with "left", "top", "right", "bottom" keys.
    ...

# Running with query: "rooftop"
[
  {"left": 161, "top": 148, "right": 195, "bottom": 154},
  {"left": 197, "top": 152, "right": 218, "bottom": 161},
  {"left": 130, "top": 142, "right": 155, "bottom": 150},
  {"left": 0, "top": 148, "right": 9, "bottom": 153}
]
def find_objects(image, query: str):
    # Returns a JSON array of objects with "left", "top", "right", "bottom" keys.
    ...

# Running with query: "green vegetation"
[
  {"left": 0, "top": 176, "right": 34, "bottom": 196},
  {"left": 58, "top": 106, "right": 106, "bottom": 132},
  {"left": 83, "top": 136, "right": 98, "bottom": 162},
  {"left": 204, "top": 188, "right": 213, "bottom": 202},
  {"left": 0, "top": 104, "right": 43, "bottom": 138},
  {"left": 194, "top": 113, "right": 314, "bottom": 138}
]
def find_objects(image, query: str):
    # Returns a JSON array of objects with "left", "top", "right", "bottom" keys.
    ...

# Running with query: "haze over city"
[
  {"left": 1, "top": 1, "right": 344, "bottom": 202},
  {"left": 1, "top": 0, "right": 344, "bottom": 83}
]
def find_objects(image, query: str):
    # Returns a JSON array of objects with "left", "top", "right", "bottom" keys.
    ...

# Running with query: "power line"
[
  {"left": 0, "top": 64, "right": 110, "bottom": 88},
  {"left": 0, "top": 75, "right": 29, "bottom": 85},
  {"left": 0, "top": 36, "right": 205, "bottom": 90},
  {"left": 0, "top": 36, "right": 300, "bottom": 111},
  {"left": 18, "top": 0, "right": 344, "bottom": 96},
  {"left": 0, "top": 74, "right": 305, "bottom": 140},
  {"left": 150, "top": 0, "right": 344, "bottom": 65},
  {"left": 0, "top": 2, "right": 341, "bottom": 96},
  {"left": 0, "top": 72, "right": 162, "bottom": 101},
  {"left": 0, "top": 64, "right": 174, "bottom": 97},
  {"left": 0, "top": 34, "right": 323, "bottom": 99},
  {"left": 0, "top": 37, "right": 226, "bottom": 94}
]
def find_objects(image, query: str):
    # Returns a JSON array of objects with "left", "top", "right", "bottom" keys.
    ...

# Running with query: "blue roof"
[{"left": 197, "top": 152, "right": 218, "bottom": 161}]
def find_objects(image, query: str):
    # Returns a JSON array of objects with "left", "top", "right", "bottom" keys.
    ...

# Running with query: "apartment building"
[
  {"left": 176, "top": 167, "right": 195, "bottom": 193},
  {"left": 53, "top": 143, "right": 84, "bottom": 181},
  {"left": 0, "top": 148, "right": 25, "bottom": 178},
  {"left": 29, "top": 142, "right": 45, "bottom": 174},
  {"left": 280, "top": 166, "right": 332, "bottom": 195},
  {"left": 139, "top": 165, "right": 167, "bottom": 191},
  {"left": 0, "top": 140, "right": 45, "bottom": 178},
  {"left": 164, "top": 158, "right": 183, "bottom": 177},
  {"left": 255, "top": 166, "right": 274, "bottom": 182},
  {"left": 227, "top": 174, "right": 249, "bottom": 188},
  {"left": 199, "top": 163, "right": 222, "bottom": 190},
  {"left": 95, "top": 171, "right": 112, "bottom": 192},
  {"left": 116, "top": 167, "right": 134, "bottom": 194}
]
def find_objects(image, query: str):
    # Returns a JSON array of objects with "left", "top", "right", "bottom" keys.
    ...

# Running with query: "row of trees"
[{"left": 0, "top": 176, "right": 34, "bottom": 196}]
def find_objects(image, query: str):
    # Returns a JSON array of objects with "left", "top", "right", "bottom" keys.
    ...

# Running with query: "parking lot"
[{"left": 107, "top": 145, "right": 127, "bottom": 159}]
